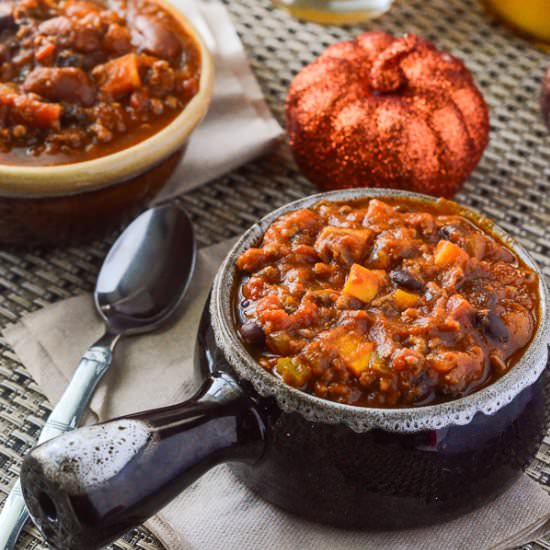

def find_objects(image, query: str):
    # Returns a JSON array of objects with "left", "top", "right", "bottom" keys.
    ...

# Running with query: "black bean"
[
  {"left": 239, "top": 321, "right": 265, "bottom": 346},
  {"left": 390, "top": 269, "right": 424, "bottom": 292},
  {"left": 57, "top": 53, "right": 85, "bottom": 69},
  {"left": 475, "top": 310, "right": 509, "bottom": 343},
  {"left": 61, "top": 104, "right": 88, "bottom": 125}
]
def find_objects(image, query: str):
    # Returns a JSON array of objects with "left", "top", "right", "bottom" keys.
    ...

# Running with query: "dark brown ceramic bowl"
[
  {"left": 20, "top": 190, "right": 550, "bottom": 550},
  {"left": 0, "top": 0, "right": 214, "bottom": 246}
]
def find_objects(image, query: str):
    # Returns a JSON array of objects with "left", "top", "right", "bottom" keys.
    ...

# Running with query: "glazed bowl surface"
[
  {"left": 19, "top": 189, "right": 550, "bottom": 549},
  {"left": 0, "top": 0, "right": 214, "bottom": 245}
]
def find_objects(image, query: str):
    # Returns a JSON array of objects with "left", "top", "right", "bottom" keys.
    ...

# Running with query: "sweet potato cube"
[
  {"left": 276, "top": 357, "right": 311, "bottom": 387},
  {"left": 100, "top": 53, "right": 141, "bottom": 99},
  {"left": 336, "top": 333, "right": 374, "bottom": 376},
  {"left": 343, "top": 264, "right": 387, "bottom": 304},
  {"left": 394, "top": 289, "right": 419, "bottom": 309},
  {"left": 434, "top": 240, "right": 469, "bottom": 268}
]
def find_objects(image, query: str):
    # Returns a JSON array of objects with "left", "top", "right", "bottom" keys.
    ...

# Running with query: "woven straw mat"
[{"left": 1, "top": 0, "right": 549, "bottom": 548}]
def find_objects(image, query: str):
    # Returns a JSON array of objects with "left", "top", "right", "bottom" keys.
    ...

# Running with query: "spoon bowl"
[{"left": 96, "top": 204, "right": 196, "bottom": 335}]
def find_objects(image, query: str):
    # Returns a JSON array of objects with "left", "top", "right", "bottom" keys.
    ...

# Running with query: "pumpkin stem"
[{"left": 369, "top": 34, "right": 418, "bottom": 93}]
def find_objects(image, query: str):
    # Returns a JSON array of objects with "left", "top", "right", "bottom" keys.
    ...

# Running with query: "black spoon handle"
[{"left": 20, "top": 373, "right": 266, "bottom": 550}]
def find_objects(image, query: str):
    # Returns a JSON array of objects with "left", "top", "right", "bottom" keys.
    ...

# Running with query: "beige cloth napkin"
[
  {"left": 152, "top": 0, "right": 283, "bottom": 203},
  {"left": 4, "top": 239, "right": 550, "bottom": 550}
]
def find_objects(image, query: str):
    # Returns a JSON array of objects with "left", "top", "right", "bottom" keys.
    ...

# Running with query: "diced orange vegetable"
[
  {"left": 394, "top": 289, "right": 419, "bottom": 309},
  {"left": 335, "top": 333, "right": 374, "bottom": 376},
  {"left": 276, "top": 357, "right": 311, "bottom": 387},
  {"left": 100, "top": 53, "right": 141, "bottom": 99},
  {"left": 343, "top": 264, "right": 387, "bottom": 304},
  {"left": 434, "top": 240, "right": 469, "bottom": 268}
]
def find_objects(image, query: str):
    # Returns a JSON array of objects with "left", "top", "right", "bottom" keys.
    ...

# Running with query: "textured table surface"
[{"left": 1, "top": 0, "right": 550, "bottom": 548}]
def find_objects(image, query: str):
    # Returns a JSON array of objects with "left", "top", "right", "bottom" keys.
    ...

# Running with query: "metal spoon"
[{"left": 0, "top": 203, "right": 196, "bottom": 549}]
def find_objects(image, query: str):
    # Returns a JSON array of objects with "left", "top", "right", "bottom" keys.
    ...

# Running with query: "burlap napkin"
[
  {"left": 152, "top": 0, "right": 283, "bottom": 203},
  {"left": 4, "top": 239, "right": 550, "bottom": 550}
]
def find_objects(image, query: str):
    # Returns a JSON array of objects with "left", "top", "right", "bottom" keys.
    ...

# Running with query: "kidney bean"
[
  {"left": 475, "top": 310, "right": 509, "bottom": 343},
  {"left": 39, "top": 16, "right": 72, "bottom": 37},
  {"left": 239, "top": 321, "right": 266, "bottom": 346},
  {"left": 130, "top": 15, "right": 182, "bottom": 60},
  {"left": 390, "top": 269, "right": 424, "bottom": 291},
  {"left": 23, "top": 67, "right": 96, "bottom": 106}
]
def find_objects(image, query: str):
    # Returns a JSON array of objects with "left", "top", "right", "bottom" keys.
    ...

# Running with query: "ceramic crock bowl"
[
  {"left": 0, "top": 0, "right": 214, "bottom": 246},
  {"left": 20, "top": 189, "right": 550, "bottom": 550}
]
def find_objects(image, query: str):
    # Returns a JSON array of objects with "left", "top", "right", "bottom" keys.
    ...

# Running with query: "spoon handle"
[{"left": 0, "top": 332, "right": 119, "bottom": 550}]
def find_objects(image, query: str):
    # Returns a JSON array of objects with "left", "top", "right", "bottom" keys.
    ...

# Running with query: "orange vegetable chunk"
[
  {"left": 335, "top": 333, "right": 374, "bottom": 376},
  {"left": 434, "top": 240, "right": 469, "bottom": 268},
  {"left": 343, "top": 264, "right": 387, "bottom": 304},
  {"left": 100, "top": 53, "right": 141, "bottom": 99},
  {"left": 394, "top": 289, "right": 419, "bottom": 309}
]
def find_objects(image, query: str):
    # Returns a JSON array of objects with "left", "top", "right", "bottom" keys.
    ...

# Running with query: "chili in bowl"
[
  {"left": 20, "top": 190, "right": 550, "bottom": 549},
  {"left": 0, "top": 0, "right": 213, "bottom": 245},
  {"left": 234, "top": 195, "right": 539, "bottom": 409}
]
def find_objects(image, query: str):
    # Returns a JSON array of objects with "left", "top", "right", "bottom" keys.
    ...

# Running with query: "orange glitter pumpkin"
[{"left": 286, "top": 32, "right": 490, "bottom": 197}]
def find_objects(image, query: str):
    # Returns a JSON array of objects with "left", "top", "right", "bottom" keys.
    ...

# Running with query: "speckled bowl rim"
[
  {"left": 211, "top": 188, "right": 550, "bottom": 433},
  {"left": 0, "top": 0, "right": 214, "bottom": 198}
]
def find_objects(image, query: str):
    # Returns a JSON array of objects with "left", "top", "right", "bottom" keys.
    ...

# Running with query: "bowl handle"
[{"left": 19, "top": 372, "right": 266, "bottom": 550}]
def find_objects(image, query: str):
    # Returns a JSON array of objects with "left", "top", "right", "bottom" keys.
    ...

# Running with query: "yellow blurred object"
[
  {"left": 394, "top": 289, "right": 419, "bottom": 309},
  {"left": 343, "top": 264, "right": 387, "bottom": 304},
  {"left": 482, "top": 0, "right": 550, "bottom": 47},
  {"left": 276, "top": 357, "right": 311, "bottom": 387},
  {"left": 272, "top": 0, "right": 393, "bottom": 24},
  {"left": 335, "top": 333, "right": 374, "bottom": 376}
]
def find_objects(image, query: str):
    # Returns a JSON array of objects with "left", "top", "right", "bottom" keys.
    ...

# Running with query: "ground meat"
[{"left": 236, "top": 198, "right": 540, "bottom": 408}]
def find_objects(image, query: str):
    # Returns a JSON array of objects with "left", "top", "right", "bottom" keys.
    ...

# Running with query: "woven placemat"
[{"left": 1, "top": 0, "right": 549, "bottom": 548}]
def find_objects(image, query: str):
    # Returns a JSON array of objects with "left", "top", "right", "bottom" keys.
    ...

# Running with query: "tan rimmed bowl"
[{"left": 0, "top": 0, "right": 214, "bottom": 246}]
